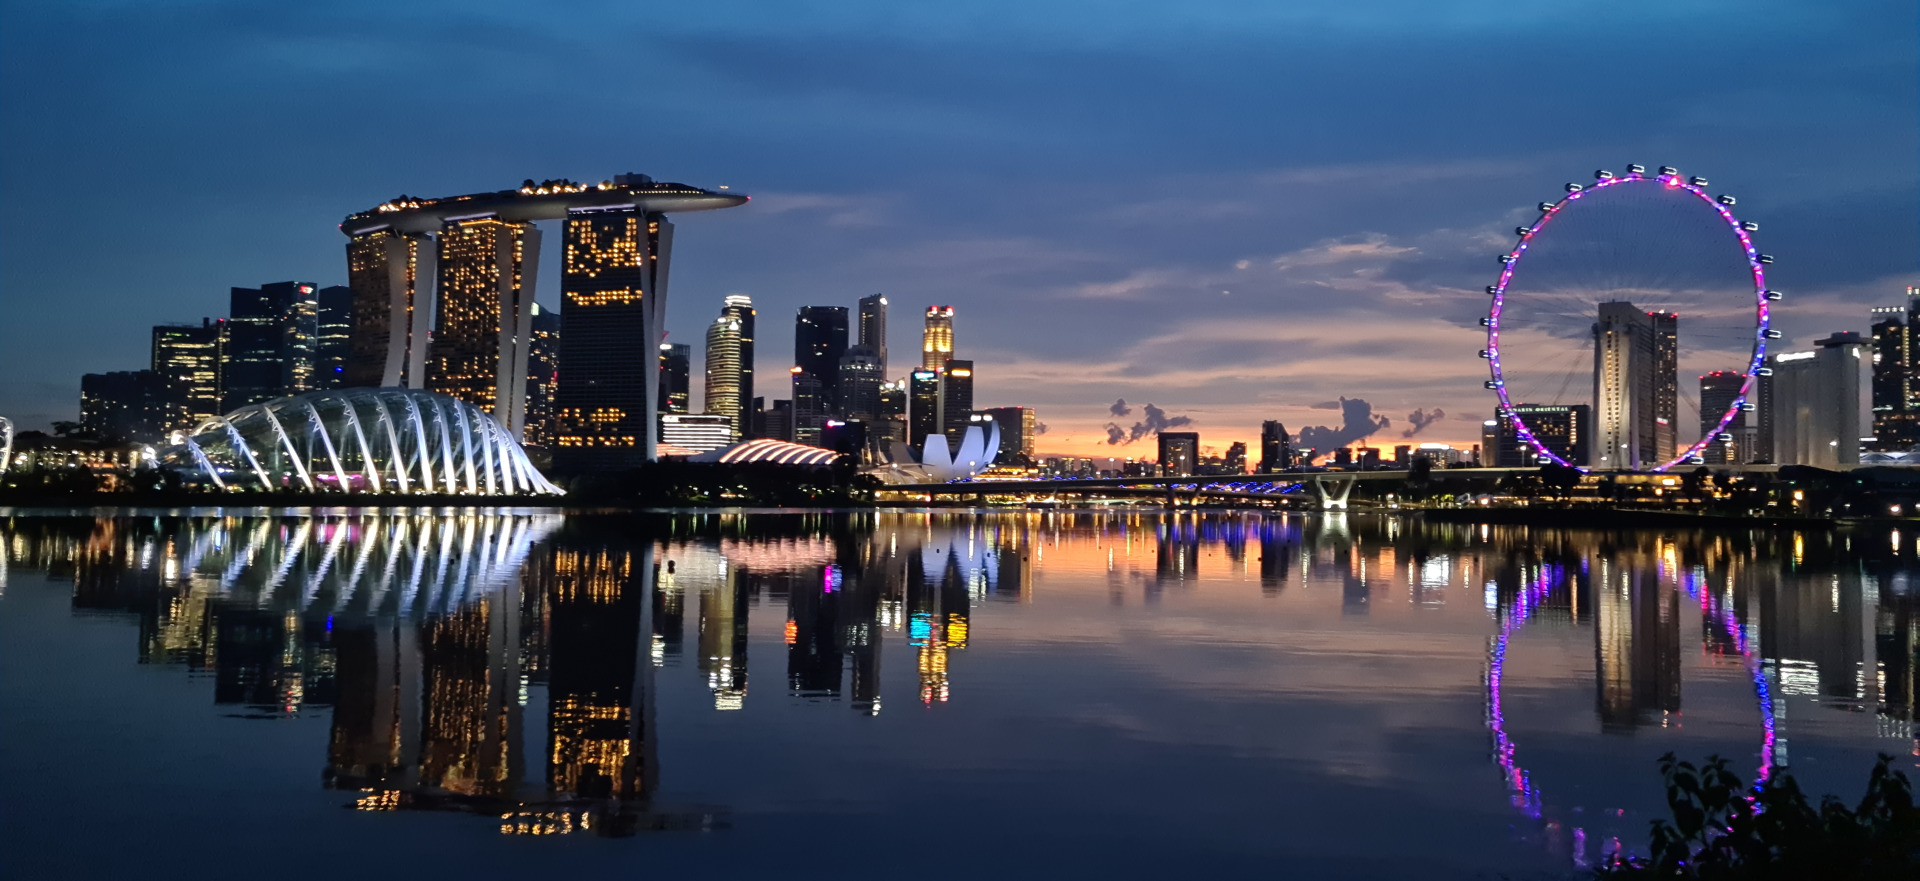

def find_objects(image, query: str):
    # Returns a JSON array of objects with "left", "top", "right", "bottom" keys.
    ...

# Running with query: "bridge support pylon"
[{"left": 1313, "top": 476, "right": 1355, "bottom": 511}]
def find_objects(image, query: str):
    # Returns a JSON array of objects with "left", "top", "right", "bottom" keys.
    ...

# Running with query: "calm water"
[{"left": 2, "top": 509, "right": 1915, "bottom": 880}]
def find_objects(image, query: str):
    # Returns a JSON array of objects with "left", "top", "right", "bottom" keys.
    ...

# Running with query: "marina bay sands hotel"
[{"left": 339, "top": 173, "right": 746, "bottom": 472}]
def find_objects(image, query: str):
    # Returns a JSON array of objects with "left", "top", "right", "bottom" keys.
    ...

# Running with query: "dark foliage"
[{"left": 1599, "top": 753, "right": 1919, "bottom": 880}]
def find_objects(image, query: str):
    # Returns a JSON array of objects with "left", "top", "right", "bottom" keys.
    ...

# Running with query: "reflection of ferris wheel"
[
  {"left": 1482, "top": 166, "right": 1778, "bottom": 472},
  {"left": 1485, "top": 563, "right": 1778, "bottom": 865}
]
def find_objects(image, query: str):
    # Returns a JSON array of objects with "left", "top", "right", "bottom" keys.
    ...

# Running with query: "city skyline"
[{"left": 0, "top": 2, "right": 1914, "bottom": 460}]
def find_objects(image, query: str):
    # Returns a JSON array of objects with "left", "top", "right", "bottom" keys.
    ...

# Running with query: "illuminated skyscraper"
[
  {"left": 340, "top": 173, "right": 746, "bottom": 468},
  {"left": 877, "top": 381, "right": 908, "bottom": 449},
  {"left": 1487, "top": 404, "right": 1591, "bottom": 466},
  {"left": 553, "top": 206, "right": 664, "bottom": 471},
  {"left": 922, "top": 306, "right": 954, "bottom": 373},
  {"left": 1868, "top": 288, "right": 1920, "bottom": 451},
  {"left": 1699, "top": 370, "right": 1747, "bottom": 464},
  {"left": 344, "top": 230, "right": 434, "bottom": 389},
  {"left": 226, "top": 281, "right": 318, "bottom": 410},
  {"left": 1593, "top": 301, "right": 1656, "bottom": 469},
  {"left": 658, "top": 342, "right": 690, "bottom": 415},
  {"left": 151, "top": 319, "right": 225, "bottom": 434},
  {"left": 858, "top": 293, "right": 888, "bottom": 375},
  {"left": 1258, "top": 421, "right": 1293, "bottom": 472},
  {"left": 940, "top": 359, "right": 974, "bottom": 450},
  {"left": 428, "top": 218, "right": 539, "bottom": 435},
  {"left": 721, "top": 295, "right": 755, "bottom": 435},
  {"left": 524, "top": 302, "right": 561, "bottom": 447},
  {"left": 705, "top": 312, "right": 747, "bottom": 439}
]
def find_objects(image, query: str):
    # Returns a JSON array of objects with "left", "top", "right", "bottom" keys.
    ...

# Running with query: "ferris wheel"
[{"left": 1482, "top": 166, "right": 1777, "bottom": 472}]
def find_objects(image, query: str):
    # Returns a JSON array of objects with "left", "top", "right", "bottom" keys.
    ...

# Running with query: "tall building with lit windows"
[
  {"left": 795, "top": 306, "right": 849, "bottom": 414},
  {"left": 344, "top": 229, "right": 435, "bottom": 389},
  {"left": 720, "top": 295, "right": 755, "bottom": 436},
  {"left": 428, "top": 217, "right": 540, "bottom": 435},
  {"left": 922, "top": 306, "right": 954, "bottom": 373},
  {"left": 524, "top": 302, "right": 561, "bottom": 447},
  {"left": 909, "top": 368, "right": 942, "bottom": 456},
  {"left": 1698, "top": 371, "right": 1747, "bottom": 464},
  {"left": 1258, "top": 421, "right": 1293, "bottom": 472},
  {"left": 553, "top": 206, "right": 665, "bottom": 472},
  {"left": 1868, "top": 287, "right": 1920, "bottom": 451},
  {"left": 705, "top": 312, "right": 747, "bottom": 439},
  {"left": 339, "top": 173, "right": 747, "bottom": 470},
  {"left": 151, "top": 319, "right": 225, "bottom": 434}
]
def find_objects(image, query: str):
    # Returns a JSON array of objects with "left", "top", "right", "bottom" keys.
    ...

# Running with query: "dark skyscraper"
[
  {"left": 428, "top": 217, "right": 539, "bottom": 435},
  {"left": 795, "top": 306, "right": 849, "bottom": 414},
  {"left": 80, "top": 370, "right": 167, "bottom": 441},
  {"left": 524, "top": 302, "right": 561, "bottom": 447},
  {"left": 658, "top": 342, "right": 690, "bottom": 415},
  {"left": 1259, "top": 421, "right": 1293, "bottom": 472},
  {"left": 1487, "top": 404, "right": 1591, "bottom": 466},
  {"left": 1699, "top": 370, "right": 1747, "bottom": 464},
  {"left": 838, "top": 347, "right": 883, "bottom": 421},
  {"left": 792, "top": 369, "right": 827, "bottom": 446},
  {"left": 940, "top": 359, "right": 974, "bottom": 450},
  {"left": 982, "top": 406, "right": 1035, "bottom": 466},
  {"left": 1158, "top": 431, "right": 1199, "bottom": 477},
  {"left": 225, "top": 281, "right": 318, "bottom": 410},
  {"left": 554, "top": 207, "right": 668, "bottom": 471},
  {"left": 314, "top": 285, "right": 354, "bottom": 390},
  {"left": 1649, "top": 310, "right": 1678, "bottom": 463},
  {"left": 877, "top": 381, "right": 908, "bottom": 450},
  {"left": 151, "top": 319, "right": 225, "bottom": 433},
  {"left": 909, "top": 368, "right": 942, "bottom": 455},
  {"left": 858, "top": 293, "right": 888, "bottom": 375}
]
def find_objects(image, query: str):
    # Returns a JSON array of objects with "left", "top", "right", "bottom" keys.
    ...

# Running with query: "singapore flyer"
[{"left": 1482, "top": 165, "right": 1775, "bottom": 473}]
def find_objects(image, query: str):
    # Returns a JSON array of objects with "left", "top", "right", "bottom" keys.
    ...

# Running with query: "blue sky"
[{"left": 2, "top": 0, "right": 1913, "bottom": 455}]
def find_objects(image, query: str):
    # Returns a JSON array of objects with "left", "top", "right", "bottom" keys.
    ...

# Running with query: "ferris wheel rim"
[{"left": 1484, "top": 169, "right": 1772, "bottom": 473}]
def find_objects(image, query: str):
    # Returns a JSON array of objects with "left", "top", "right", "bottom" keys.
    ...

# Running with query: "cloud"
[
  {"left": 1310, "top": 400, "right": 1341, "bottom": 410},
  {"left": 1295, "top": 397, "right": 1390, "bottom": 457},
  {"left": 1109, "top": 398, "right": 1132, "bottom": 417},
  {"left": 1035, "top": 422, "right": 1050, "bottom": 435},
  {"left": 1102, "top": 402, "right": 1196, "bottom": 445},
  {"left": 1402, "top": 407, "right": 1446, "bottom": 438}
]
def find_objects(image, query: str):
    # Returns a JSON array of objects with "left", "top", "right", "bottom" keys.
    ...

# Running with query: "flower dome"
[{"left": 158, "top": 389, "right": 561, "bottom": 495}]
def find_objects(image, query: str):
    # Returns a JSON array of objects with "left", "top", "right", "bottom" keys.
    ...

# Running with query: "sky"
[{"left": 1, "top": 0, "right": 1914, "bottom": 459}]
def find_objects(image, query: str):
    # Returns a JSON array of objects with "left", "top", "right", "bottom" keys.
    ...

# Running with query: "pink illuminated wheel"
[{"left": 1482, "top": 166, "right": 1775, "bottom": 472}]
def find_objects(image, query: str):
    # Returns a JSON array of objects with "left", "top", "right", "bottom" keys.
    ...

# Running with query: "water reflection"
[{"left": 3, "top": 509, "right": 1918, "bottom": 865}]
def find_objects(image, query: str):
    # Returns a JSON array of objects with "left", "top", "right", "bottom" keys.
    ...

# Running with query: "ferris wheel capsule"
[
  {"left": 1658, "top": 166, "right": 1679, "bottom": 176},
  {"left": 1538, "top": 202, "right": 1556, "bottom": 212},
  {"left": 1595, "top": 170, "right": 1614, "bottom": 180},
  {"left": 1757, "top": 254, "right": 1774, "bottom": 264},
  {"left": 1741, "top": 220, "right": 1759, "bottom": 231},
  {"left": 1516, "top": 226, "right": 1533, "bottom": 236},
  {"left": 1625, "top": 164, "right": 1646, "bottom": 174},
  {"left": 1565, "top": 183, "right": 1583, "bottom": 192},
  {"left": 1764, "top": 290, "right": 1782, "bottom": 300},
  {"left": 1689, "top": 177, "right": 1710, "bottom": 187},
  {"left": 1485, "top": 285, "right": 1499, "bottom": 295},
  {"left": 1719, "top": 195, "right": 1738, "bottom": 206}
]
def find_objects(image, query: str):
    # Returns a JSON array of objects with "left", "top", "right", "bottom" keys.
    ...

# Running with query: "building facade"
[
  {"left": 1768, "top": 332, "right": 1867, "bottom": 469},
  {"left": 80, "top": 370, "right": 168, "bottom": 442},
  {"left": 795, "top": 306, "right": 849, "bottom": 415},
  {"left": 1258, "top": 421, "right": 1293, "bottom": 472},
  {"left": 151, "top": 319, "right": 225, "bottom": 435},
  {"left": 858, "top": 293, "right": 888, "bottom": 375},
  {"left": 940, "top": 359, "right": 974, "bottom": 450},
  {"left": 552, "top": 206, "right": 666, "bottom": 471},
  {"left": 225, "top": 281, "right": 319, "bottom": 410},
  {"left": 343, "top": 230, "right": 434, "bottom": 389},
  {"left": 922, "top": 306, "right": 954, "bottom": 373},
  {"left": 658, "top": 342, "right": 690, "bottom": 415},
  {"left": 1593, "top": 301, "right": 1659, "bottom": 469},
  {"left": 1158, "top": 431, "right": 1199, "bottom": 477},
  {"left": 981, "top": 406, "right": 1036, "bottom": 466},
  {"left": 428, "top": 217, "right": 539, "bottom": 435},
  {"left": 314, "top": 285, "right": 354, "bottom": 390},
  {"left": 1487, "top": 404, "right": 1592, "bottom": 467},
  {"left": 1698, "top": 370, "right": 1748, "bottom": 464},
  {"left": 909, "top": 369, "right": 942, "bottom": 457},
  {"left": 524, "top": 302, "right": 561, "bottom": 447}
]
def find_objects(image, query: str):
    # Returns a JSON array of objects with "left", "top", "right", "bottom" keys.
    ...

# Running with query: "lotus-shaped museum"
[{"left": 158, "top": 389, "right": 561, "bottom": 495}]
